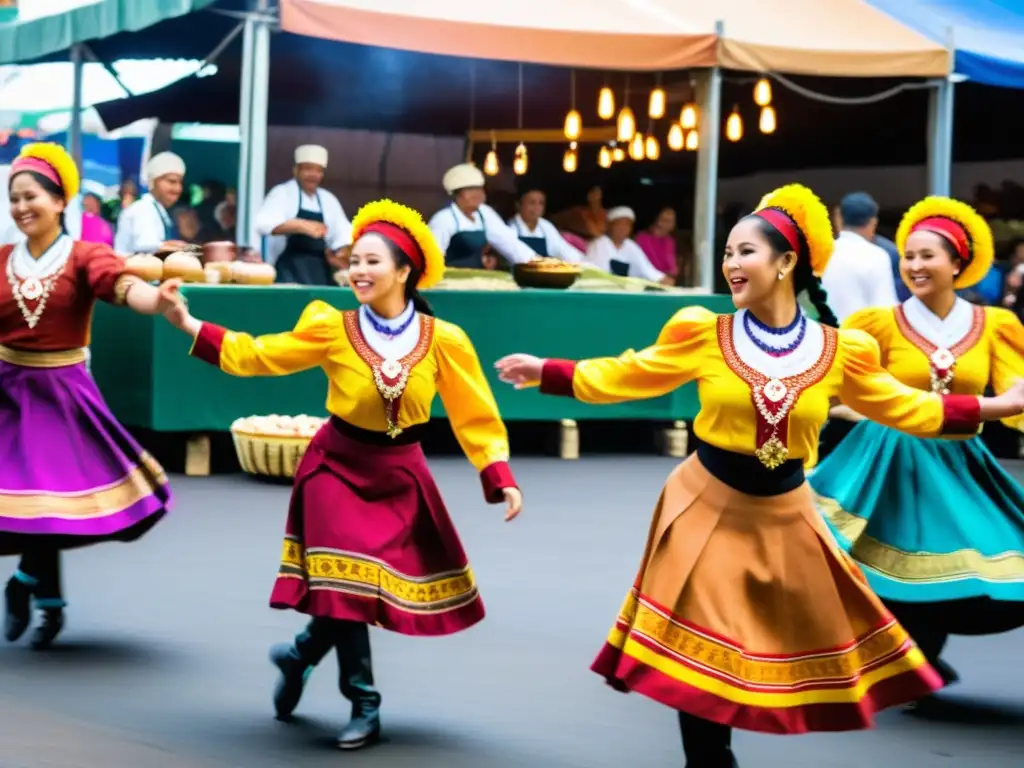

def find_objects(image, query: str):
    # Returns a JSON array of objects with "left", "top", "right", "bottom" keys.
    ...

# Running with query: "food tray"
[{"left": 230, "top": 429, "right": 314, "bottom": 478}]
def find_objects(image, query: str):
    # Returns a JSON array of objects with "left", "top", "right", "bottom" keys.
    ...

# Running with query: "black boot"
[
  {"left": 270, "top": 617, "right": 336, "bottom": 720},
  {"left": 29, "top": 607, "right": 64, "bottom": 650},
  {"left": 4, "top": 577, "right": 31, "bottom": 642},
  {"left": 678, "top": 711, "right": 738, "bottom": 768},
  {"left": 335, "top": 621, "right": 381, "bottom": 750}
]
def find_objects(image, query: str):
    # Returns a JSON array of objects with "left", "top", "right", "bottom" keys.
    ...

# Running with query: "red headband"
[
  {"left": 755, "top": 207, "right": 801, "bottom": 253},
  {"left": 362, "top": 221, "right": 425, "bottom": 272},
  {"left": 11, "top": 156, "right": 62, "bottom": 193},
  {"left": 911, "top": 216, "right": 971, "bottom": 262}
]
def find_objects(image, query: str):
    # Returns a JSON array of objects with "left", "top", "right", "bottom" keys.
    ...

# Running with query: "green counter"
[{"left": 90, "top": 286, "right": 733, "bottom": 432}]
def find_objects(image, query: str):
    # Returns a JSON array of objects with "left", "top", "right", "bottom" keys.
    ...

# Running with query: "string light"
[
  {"left": 759, "top": 105, "right": 776, "bottom": 134},
  {"left": 598, "top": 86, "right": 615, "bottom": 120},
  {"left": 612, "top": 146, "right": 626, "bottom": 162},
  {"left": 629, "top": 132, "right": 645, "bottom": 161},
  {"left": 483, "top": 149, "right": 500, "bottom": 176},
  {"left": 754, "top": 77, "right": 772, "bottom": 107},
  {"left": 563, "top": 70, "right": 581, "bottom": 140},
  {"left": 667, "top": 123, "right": 684, "bottom": 151},
  {"left": 563, "top": 144, "right": 578, "bottom": 172},
  {"left": 648, "top": 86, "right": 666, "bottom": 119},
  {"left": 513, "top": 142, "right": 528, "bottom": 175},
  {"left": 685, "top": 129, "right": 699, "bottom": 151},
  {"left": 598, "top": 145, "right": 612, "bottom": 168},
  {"left": 616, "top": 106, "right": 636, "bottom": 143},
  {"left": 726, "top": 106, "right": 743, "bottom": 142},
  {"left": 644, "top": 134, "right": 660, "bottom": 160},
  {"left": 680, "top": 102, "right": 698, "bottom": 130}
]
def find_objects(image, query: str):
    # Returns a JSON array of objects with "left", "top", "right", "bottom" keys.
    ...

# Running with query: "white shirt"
[
  {"left": 427, "top": 203, "right": 538, "bottom": 265},
  {"left": 733, "top": 308, "right": 824, "bottom": 380},
  {"left": 358, "top": 301, "right": 420, "bottom": 359},
  {"left": 508, "top": 214, "right": 584, "bottom": 262},
  {"left": 114, "top": 193, "right": 174, "bottom": 254},
  {"left": 585, "top": 235, "right": 665, "bottom": 282},
  {"left": 901, "top": 296, "right": 974, "bottom": 350},
  {"left": 254, "top": 179, "right": 352, "bottom": 265},
  {"left": 821, "top": 230, "right": 899, "bottom": 323}
]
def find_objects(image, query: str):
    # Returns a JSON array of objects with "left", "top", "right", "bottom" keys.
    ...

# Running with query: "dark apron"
[
  {"left": 514, "top": 219, "right": 549, "bottom": 257},
  {"left": 154, "top": 198, "right": 179, "bottom": 242},
  {"left": 276, "top": 192, "right": 335, "bottom": 286},
  {"left": 609, "top": 259, "right": 630, "bottom": 277},
  {"left": 445, "top": 205, "right": 488, "bottom": 268}
]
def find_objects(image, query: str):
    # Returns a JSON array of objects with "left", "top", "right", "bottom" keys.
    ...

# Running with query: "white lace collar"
[
  {"left": 901, "top": 296, "right": 974, "bottom": 350},
  {"left": 9, "top": 234, "right": 73, "bottom": 280},
  {"left": 732, "top": 308, "right": 825, "bottom": 379},
  {"left": 358, "top": 302, "right": 420, "bottom": 359}
]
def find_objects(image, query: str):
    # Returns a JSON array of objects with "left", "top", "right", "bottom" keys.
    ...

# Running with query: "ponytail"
[
  {"left": 794, "top": 258, "right": 838, "bottom": 327},
  {"left": 409, "top": 287, "right": 435, "bottom": 317}
]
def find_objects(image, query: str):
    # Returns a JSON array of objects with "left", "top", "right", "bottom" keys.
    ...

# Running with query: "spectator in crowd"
[{"left": 634, "top": 206, "right": 680, "bottom": 285}]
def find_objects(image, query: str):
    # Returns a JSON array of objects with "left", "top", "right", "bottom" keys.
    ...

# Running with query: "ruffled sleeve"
[
  {"left": 190, "top": 299, "right": 339, "bottom": 377},
  {"left": 77, "top": 242, "right": 129, "bottom": 305},
  {"left": 838, "top": 328, "right": 980, "bottom": 437},
  {"left": 987, "top": 307, "right": 1024, "bottom": 432},
  {"left": 434, "top": 320, "right": 516, "bottom": 503},
  {"left": 539, "top": 305, "right": 716, "bottom": 404}
]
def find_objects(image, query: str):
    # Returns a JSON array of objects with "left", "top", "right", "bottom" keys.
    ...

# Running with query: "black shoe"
[
  {"left": 4, "top": 579, "right": 31, "bottom": 642},
  {"left": 270, "top": 643, "right": 313, "bottom": 720},
  {"left": 337, "top": 707, "right": 381, "bottom": 750},
  {"left": 29, "top": 609, "right": 63, "bottom": 650}
]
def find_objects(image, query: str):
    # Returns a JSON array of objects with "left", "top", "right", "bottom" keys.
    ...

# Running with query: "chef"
[
  {"left": 509, "top": 187, "right": 584, "bottom": 262},
  {"left": 114, "top": 151, "right": 188, "bottom": 255},
  {"left": 253, "top": 144, "right": 351, "bottom": 285},
  {"left": 427, "top": 163, "right": 538, "bottom": 268},
  {"left": 585, "top": 206, "right": 673, "bottom": 285}
]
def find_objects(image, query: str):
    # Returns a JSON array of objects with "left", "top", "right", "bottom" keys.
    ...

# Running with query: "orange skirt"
[{"left": 591, "top": 454, "right": 942, "bottom": 734}]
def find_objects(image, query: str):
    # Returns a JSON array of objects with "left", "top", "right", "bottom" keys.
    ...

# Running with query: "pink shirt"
[
  {"left": 80, "top": 212, "right": 114, "bottom": 247},
  {"left": 634, "top": 231, "right": 677, "bottom": 276}
]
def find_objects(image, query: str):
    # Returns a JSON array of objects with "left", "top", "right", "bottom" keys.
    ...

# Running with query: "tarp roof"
[
  {"left": 867, "top": 0, "right": 1024, "bottom": 88},
  {"left": 0, "top": 0, "right": 217, "bottom": 65},
  {"left": 281, "top": 0, "right": 950, "bottom": 77}
]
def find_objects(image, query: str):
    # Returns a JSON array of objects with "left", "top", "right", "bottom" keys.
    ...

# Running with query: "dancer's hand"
[
  {"left": 502, "top": 487, "right": 523, "bottom": 522},
  {"left": 1004, "top": 379, "right": 1024, "bottom": 415},
  {"left": 495, "top": 354, "right": 544, "bottom": 389},
  {"left": 158, "top": 279, "right": 190, "bottom": 330}
]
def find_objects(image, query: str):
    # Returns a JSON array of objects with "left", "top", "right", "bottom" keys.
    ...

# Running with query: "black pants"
[
  {"left": 12, "top": 546, "right": 63, "bottom": 608},
  {"left": 678, "top": 712, "right": 734, "bottom": 767}
]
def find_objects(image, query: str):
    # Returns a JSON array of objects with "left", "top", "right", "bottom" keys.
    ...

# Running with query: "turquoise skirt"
[{"left": 810, "top": 420, "right": 1024, "bottom": 632}]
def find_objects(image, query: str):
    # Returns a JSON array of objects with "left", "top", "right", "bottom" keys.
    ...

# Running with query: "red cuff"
[
  {"left": 480, "top": 461, "right": 516, "bottom": 504},
  {"left": 191, "top": 323, "right": 227, "bottom": 367},
  {"left": 940, "top": 394, "right": 981, "bottom": 435},
  {"left": 539, "top": 359, "right": 577, "bottom": 397}
]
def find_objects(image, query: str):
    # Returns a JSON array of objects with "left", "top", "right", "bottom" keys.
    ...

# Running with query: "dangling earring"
[{"left": 777, "top": 271, "right": 785, "bottom": 281}]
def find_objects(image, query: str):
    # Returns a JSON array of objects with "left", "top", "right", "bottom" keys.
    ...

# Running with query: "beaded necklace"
[{"left": 742, "top": 309, "right": 807, "bottom": 358}]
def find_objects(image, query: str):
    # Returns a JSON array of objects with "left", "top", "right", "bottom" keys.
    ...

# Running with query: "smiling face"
[
  {"left": 151, "top": 173, "right": 183, "bottom": 209},
  {"left": 9, "top": 172, "right": 65, "bottom": 240},
  {"left": 348, "top": 232, "right": 411, "bottom": 306},
  {"left": 901, "top": 229, "right": 961, "bottom": 300},
  {"left": 519, "top": 191, "right": 545, "bottom": 226},
  {"left": 722, "top": 216, "right": 796, "bottom": 309},
  {"left": 295, "top": 163, "right": 324, "bottom": 195}
]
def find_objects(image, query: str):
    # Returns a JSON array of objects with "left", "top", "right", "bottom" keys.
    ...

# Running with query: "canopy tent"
[
  {"left": 0, "top": 0, "right": 218, "bottom": 65},
  {"left": 867, "top": 0, "right": 1024, "bottom": 88},
  {"left": 280, "top": 0, "right": 950, "bottom": 77}
]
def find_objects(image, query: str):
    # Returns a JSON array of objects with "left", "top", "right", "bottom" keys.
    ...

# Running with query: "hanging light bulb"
[
  {"left": 563, "top": 146, "right": 579, "bottom": 173},
  {"left": 616, "top": 106, "right": 636, "bottom": 143},
  {"left": 483, "top": 148, "right": 500, "bottom": 176},
  {"left": 563, "top": 109, "right": 582, "bottom": 141},
  {"left": 759, "top": 105, "right": 777, "bottom": 134},
  {"left": 753, "top": 77, "right": 773, "bottom": 107},
  {"left": 680, "top": 102, "right": 698, "bottom": 130},
  {"left": 612, "top": 146, "right": 626, "bottom": 162},
  {"left": 648, "top": 87, "right": 666, "bottom": 119},
  {"left": 598, "top": 86, "right": 615, "bottom": 120},
  {"left": 598, "top": 145, "right": 613, "bottom": 168},
  {"left": 667, "top": 123, "right": 684, "bottom": 151},
  {"left": 629, "top": 132, "right": 645, "bottom": 161},
  {"left": 726, "top": 107, "right": 743, "bottom": 142},
  {"left": 644, "top": 134, "right": 660, "bottom": 160},
  {"left": 685, "top": 129, "right": 699, "bottom": 151},
  {"left": 513, "top": 142, "right": 528, "bottom": 175}
]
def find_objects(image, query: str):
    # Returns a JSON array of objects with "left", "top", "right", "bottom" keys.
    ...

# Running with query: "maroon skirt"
[{"left": 269, "top": 417, "right": 485, "bottom": 636}]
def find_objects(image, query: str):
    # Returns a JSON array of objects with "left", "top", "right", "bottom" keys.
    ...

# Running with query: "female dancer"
[
  {"left": 2, "top": 143, "right": 174, "bottom": 649},
  {"left": 160, "top": 199, "right": 522, "bottom": 750},
  {"left": 495, "top": 184, "right": 1024, "bottom": 767},
  {"left": 810, "top": 196, "right": 1024, "bottom": 698}
]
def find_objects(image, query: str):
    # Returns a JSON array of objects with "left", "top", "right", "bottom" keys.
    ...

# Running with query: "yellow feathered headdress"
[
  {"left": 754, "top": 183, "right": 834, "bottom": 276},
  {"left": 895, "top": 196, "right": 993, "bottom": 290},
  {"left": 11, "top": 142, "right": 80, "bottom": 201},
  {"left": 349, "top": 199, "right": 445, "bottom": 290}
]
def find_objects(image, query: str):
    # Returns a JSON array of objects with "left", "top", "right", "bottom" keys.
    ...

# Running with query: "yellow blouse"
[
  {"left": 193, "top": 300, "right": 510, "bottom": 473},
  {"left": 844, "top": 304, "right": 1024, "bottom": 431},
  {"left": 538, "top": 306, "right": 973, "bottom": 468}
]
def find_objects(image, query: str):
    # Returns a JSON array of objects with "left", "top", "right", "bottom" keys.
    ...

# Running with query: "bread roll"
[
  {"left": 163, "top": 252, "right": 205, "bottom": 283},
  {"left": 123, "top": 254, "right": 163, "bottom": 282}
]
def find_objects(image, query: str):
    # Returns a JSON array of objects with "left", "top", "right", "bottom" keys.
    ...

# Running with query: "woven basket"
[{"left": 230, "top": 429, "right": 314, "bottom": 478}]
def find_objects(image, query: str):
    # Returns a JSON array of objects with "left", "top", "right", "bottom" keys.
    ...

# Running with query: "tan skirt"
[{"left": 591, "top": 454, "right": 941, "bottom": 734}]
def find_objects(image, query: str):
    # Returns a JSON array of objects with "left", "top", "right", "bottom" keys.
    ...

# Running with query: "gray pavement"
[{"left": 2, "top": 457, "right": 1023, "bottom": 767}]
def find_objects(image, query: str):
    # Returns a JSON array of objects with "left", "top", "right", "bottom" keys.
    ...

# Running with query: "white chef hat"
[
  {"left": 607, "top": 206, "right": 636, "bottom": 222},
  {"left": 145, "top": 152, "right": 185, "bottom": 183},
  {"left": 295, "top": 144, "right": 328, "bottom": 167},
  {"left": 442, "top": 163, "right": 485, "bottom": 195}
]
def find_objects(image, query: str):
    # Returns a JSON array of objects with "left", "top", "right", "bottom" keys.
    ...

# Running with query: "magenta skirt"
[{"left": 0, "top": 354, "right": 171, "bottom": 555}]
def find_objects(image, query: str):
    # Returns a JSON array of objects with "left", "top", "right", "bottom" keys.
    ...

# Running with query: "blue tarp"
[{"left": 868, "top": 0, "right": 1024, "bottom": 89}]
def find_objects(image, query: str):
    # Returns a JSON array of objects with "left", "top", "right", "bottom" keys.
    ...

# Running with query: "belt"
[
  {"left": 0, "top": 344, "right": 88, "bottom": 368},
  {"left": 697, "top": 441, "right": 805, "bottom": 497},
  {"left": 329, "top": 416, "right": 425, "bottom": 447}
]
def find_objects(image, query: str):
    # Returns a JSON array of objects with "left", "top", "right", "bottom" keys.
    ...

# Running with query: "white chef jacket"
[
  {"left": 821, "top": 230, "right": 899, "bottom": 324},
  {"left": 586, "top": 235, "right": 665, "bottom": 282},
  {"left": 114, "top": 193, "right": 174, "bottom": 254},
  {"left": 508, "top": 214, "right": 584, "bottom": 262},
  {"left": 254, "top": 179, "right": 352, "bottom": 265},
  {"left": 427, "top": 203, "right": 538, "bottom": 265}
]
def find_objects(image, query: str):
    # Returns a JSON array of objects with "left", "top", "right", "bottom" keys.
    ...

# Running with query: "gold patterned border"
[
  {"left": 342, "top": 310, "right": 435, "bottom": 372},
  {"left": 893, "top": 304, "right": 985, "bottom": 361},
  {"left": 0, "top": 453, "right": 167, "bottom": 519},
  {"left": 816, "top": 492, "right": 1024, "bottom": 583},
  {"left": 279, "top": 537, "right": 478, "bottom": 614},
  {"left": 0, "top": 344, "right": 88, "bottom": 368},
  {"left": 610, "top": 591, "right": 910, "bottom": 690}
]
